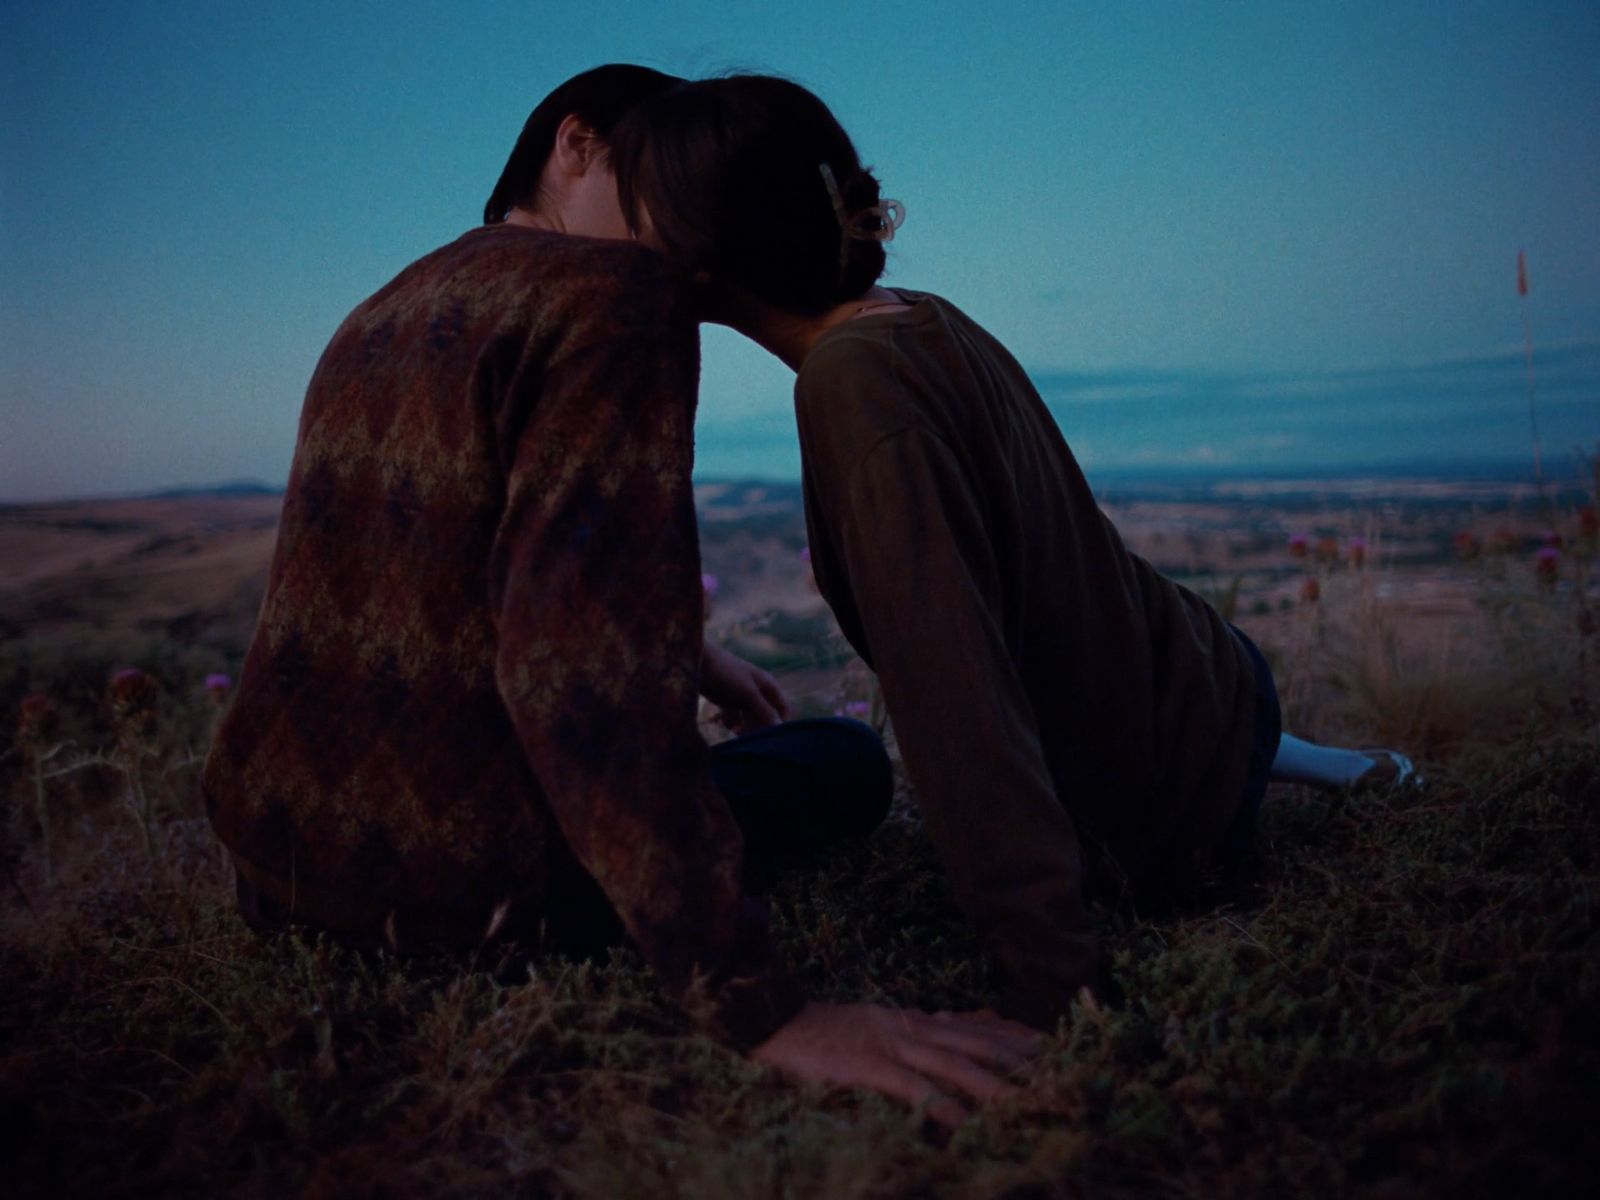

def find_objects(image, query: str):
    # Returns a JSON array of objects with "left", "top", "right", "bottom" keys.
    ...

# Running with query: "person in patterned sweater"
[{"left": 203, "top": 65, "right": 1041, "bottom": 1125}]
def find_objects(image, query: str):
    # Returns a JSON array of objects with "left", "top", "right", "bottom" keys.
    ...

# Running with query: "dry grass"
[
  {"left": 1270, "top": 560, "right": 1595, "bottom": 756},
  {"left": 3, "top": 484, "right": 1598, "bottom": 1198}
]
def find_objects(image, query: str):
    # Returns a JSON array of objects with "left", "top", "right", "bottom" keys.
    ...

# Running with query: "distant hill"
[
  {"left": 0, "top": 492, "right": 285, "bottom": 652},
  {"left": 144, "top": 481, "right": 284, "bottom": 500}
]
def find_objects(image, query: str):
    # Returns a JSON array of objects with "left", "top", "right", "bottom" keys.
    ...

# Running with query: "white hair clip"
[{"left": 819, "top": 162, "right": 905, "bottom": 254}]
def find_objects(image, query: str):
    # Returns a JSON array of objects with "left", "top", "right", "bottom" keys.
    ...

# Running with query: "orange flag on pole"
[{"left": 1517, "top": 248, "right": 1528, "bottom": 296}]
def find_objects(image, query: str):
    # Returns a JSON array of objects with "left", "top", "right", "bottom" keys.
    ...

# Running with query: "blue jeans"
[
  {"left": 540, "top": 716, "right": 893, "bottom": 952},
  {"left": 1216, "top": 624, "right": 1284, "bottom": 861}
]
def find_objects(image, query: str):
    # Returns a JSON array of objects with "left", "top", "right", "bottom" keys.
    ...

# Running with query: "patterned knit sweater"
[{"left": 203, "top": 225, "right": 804, "bottom": 1049}]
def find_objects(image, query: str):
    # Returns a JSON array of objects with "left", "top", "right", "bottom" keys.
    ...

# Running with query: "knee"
[{"left": 807, "top": 717, "right": 894, "bottom": 835}]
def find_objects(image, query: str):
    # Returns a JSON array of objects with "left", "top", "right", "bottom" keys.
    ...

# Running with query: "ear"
[{"left": 550, "top": 113, "right": 607, "bottom": 178}]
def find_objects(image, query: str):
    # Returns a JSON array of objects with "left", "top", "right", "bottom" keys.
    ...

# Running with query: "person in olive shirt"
[{"left": 614, "top": 75, "right": 1417, "bottom": 1035}]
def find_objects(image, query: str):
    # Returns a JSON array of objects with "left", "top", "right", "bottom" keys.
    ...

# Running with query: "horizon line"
[{"left": 3, "top": 454, "right": 1580, "bottom": 509}]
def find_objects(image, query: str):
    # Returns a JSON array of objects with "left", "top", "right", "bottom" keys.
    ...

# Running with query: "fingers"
[
  {"left": 747, "top": 690, "right": 783, "bottom": 728},
  {"left": 747, "top": 1001, "right": 1034, "bottom": 1130},
  {"left": 713, "top": 699, "right": 777, "bottom": 734},
  {"left": 947, "top": 1008, "right": 1049, "bottom": 1052},
  {"left": 917, "top": 1019, "right": 1037, "bottom": 1078},
  {"left": 700, "top": 647, "right": 792, "bottom": 728},
  {"left": 757, "top": 671, "right": 792, "bottom": 721},
  {"left": 716, "top": 674, "right": 784, "bottom": 732},
  {"left": 858, "top": 1060, "right": 970, "bottom": 1128},
  {"left": 720, "top": 700, "right": 778, "bottom": 733},
  {"left": 893, "top": 1036, "right": 1021, "bottom": 1107}
]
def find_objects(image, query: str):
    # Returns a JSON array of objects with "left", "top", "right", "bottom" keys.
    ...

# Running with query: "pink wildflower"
[
  {"left": 1347, "top": 536, "right": 1368, "bottom": 568},
  {"left": 700, "top": 573, "right": 720, "bottom": 599},
  {"left": 799, "top": 546, "right": 812, "bottom": 564},
  {"left": 1314, "top": 535, "right": 1339, "bottom": 564},
  {"left": 1453, "top": 531, "right": 1481, "bottom": 560},
  {"left": 841, "top": 700, "right": 870, "bottom": 720},
  {"left": 1287, "top": 533, "right": 1309, "bottom": 559},
  {"left": 1535, "top": 545, "right": 1560, "bottom": 588},
  {"left": 204, "top": 673, "right": 233, "bottom": 704},
  {"left": 1300, "top": 576, "right": 1321, "bottom": 604}
]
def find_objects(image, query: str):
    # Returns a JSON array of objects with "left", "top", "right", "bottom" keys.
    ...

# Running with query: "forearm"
[
  {"left": 835, "top": 430, "right": 1105, "bottom": 1022},
  {"left": 490, "top": 312, "right": 802, "bottom": 1047},
  {"left": 871, "top": 632, "right": 1104, "bottom": 1024}
]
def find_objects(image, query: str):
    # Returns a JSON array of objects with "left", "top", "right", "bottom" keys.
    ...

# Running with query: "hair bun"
[
  {"left": 820, "top": 163, "right": 905, "bottom": 249},
  {"left": 617, "top": 75, "right": 899, "bottom": 313}
]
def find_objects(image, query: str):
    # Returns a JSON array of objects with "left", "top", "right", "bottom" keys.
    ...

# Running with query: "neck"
[
  {"left": 722, "top": 286, "right": 909, "bottom": 372},
  {"left": 502, "top": 204, "right": 560, "bottom": 233}
]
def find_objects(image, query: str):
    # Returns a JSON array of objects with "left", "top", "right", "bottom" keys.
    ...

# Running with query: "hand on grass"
[
  {"left": 700, "top": 642, "right": 790, "bottom": 732},
  {"left": 749, "top": 1001, "right": 1045, "bottom": 1127}
]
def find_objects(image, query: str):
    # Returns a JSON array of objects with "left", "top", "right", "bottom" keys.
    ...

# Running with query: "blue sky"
[{"left": 3, "top": 0, "right": 1597, "bottom": 500}]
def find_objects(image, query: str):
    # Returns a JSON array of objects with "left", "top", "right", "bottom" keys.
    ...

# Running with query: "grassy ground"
[
  {"left": 3, "top": 683, "right": 1596, "bottom": 1195},
  {"left": 3, "top": 496, "right": 1599, "bottom": 1197}
]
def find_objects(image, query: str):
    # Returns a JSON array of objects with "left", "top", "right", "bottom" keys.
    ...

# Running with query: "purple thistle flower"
[
  {"left": 204, "top": 673, "right": 232, "bottom": 693},
  {"left": 700, "top": 573, "right": 720, "bottom": 599}
]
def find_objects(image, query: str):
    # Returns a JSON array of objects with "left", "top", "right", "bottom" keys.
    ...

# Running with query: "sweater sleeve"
[
  {"left": 818, "top": 421, "right": 1105, "bottom": 1029},
  {"left": 486, "top": 271, "right": 804, "bottom": 1050}
]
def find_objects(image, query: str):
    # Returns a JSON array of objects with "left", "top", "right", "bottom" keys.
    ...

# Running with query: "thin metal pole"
[{"left": 1519, "top": 249, "right": 1546, "bottom": 506}]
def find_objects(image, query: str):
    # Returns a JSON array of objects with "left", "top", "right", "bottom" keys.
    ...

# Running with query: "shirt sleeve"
[
  {"left": 486, "top": 268, "right": 804, "bottom": 1050},
  {"left": 815, "top": 419, "right": 1106, "bottom": 1029}
]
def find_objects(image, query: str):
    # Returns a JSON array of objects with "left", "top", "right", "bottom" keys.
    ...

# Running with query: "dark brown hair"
[
  {"left": 610, "top": 75, "right": 893, "bottom": 314},
  {"left": 483, "top": 64, "right": 682, "bottom": 225}
]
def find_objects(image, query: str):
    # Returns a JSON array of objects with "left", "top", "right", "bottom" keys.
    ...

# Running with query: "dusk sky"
[{"left": 3, "top": 1, "right": 1597, "bottom": 500}]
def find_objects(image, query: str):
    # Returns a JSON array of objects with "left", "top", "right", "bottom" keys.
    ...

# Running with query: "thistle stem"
[
  {"left": 32, "top": 751, "right": 53, "bottom": 884},
  {"left": 125, "top": 753, "right": 156, "bottom": 866}
]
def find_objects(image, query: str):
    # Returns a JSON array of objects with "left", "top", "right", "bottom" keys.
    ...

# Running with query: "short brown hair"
[{"left": 483, "top": 64, "right": 682, "bottom": 225}]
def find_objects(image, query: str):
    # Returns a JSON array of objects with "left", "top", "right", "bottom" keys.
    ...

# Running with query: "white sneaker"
[{"left": 1355, "top": 749, "right": 1423, "bottom": 791}]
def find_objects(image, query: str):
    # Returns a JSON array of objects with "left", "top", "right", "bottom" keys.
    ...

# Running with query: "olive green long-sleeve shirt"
[{"left": 795, "top": 290, "right": 1257, "bottom": 1029}]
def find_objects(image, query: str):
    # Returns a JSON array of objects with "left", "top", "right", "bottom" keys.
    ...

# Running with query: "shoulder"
[
  {"left": 380, "top": 228, "right": 692, "bottom": 339},
  {"left": 796, "top": 320, "right": 913, "bottom": 413},
  {"left": 793, "top": 328, "right": 932, "bottom": 483},
  {"left": 794, "top": 292, "right": 960, "bottom": 436},
  {"left": 466, "top": 228, "right": 688, "bottom": 312},
  {"left": 427, "top": 225, "right": 675, "bottom": 282}
]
